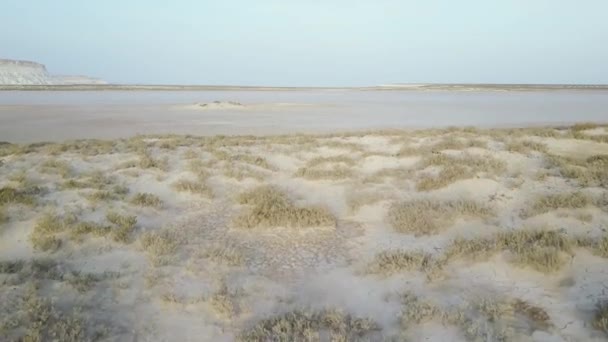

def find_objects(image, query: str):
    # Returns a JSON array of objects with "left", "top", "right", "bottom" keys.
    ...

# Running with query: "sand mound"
[{"left": 193, "top": 101, "right": 247, "bottom": 110}]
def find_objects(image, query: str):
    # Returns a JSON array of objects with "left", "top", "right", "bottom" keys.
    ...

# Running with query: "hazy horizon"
[{"left": 2, "top": 1, "right": 608, "bottom": 86}]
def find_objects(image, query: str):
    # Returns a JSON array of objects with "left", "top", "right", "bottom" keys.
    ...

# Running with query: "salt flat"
[{"left": 1, "top": 89, "right": 607, "bottom": 142}]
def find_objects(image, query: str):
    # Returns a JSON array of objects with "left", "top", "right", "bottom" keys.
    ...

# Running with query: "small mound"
[{"left": 195, "top": 101, "right": 246, "bottom": 110}]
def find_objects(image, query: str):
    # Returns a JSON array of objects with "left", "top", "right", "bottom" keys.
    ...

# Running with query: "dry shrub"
[
  {"left": 172, "top": 179, "right": 213, "bottom": 197},
  {"left": 416, "top": 164, "right": 470, "bottom": 191},
  {"left": 62, "top": 170, "right": 116, "bottom": 190},
  {"left": 130, "top": 192, "right": 163, "bottom": 208},
  {"left": 545, "top": 154, "right": 608, "bottom": 187},
  {"left": 523, "top": 192, "right": 591, "bottom": 218},
  {"left": 231, "top": 154, "right": 275, "bottom": 170},
  {"left": 593, "top": 299, "right": 608, "bottom": 335},
  {"left": 237, "top": 309, "right": 379, "bottom": 342},
  {"left": 84, "top": 185, "right": 129, "bottom": 203},
  {"left": 366, "top": 250, "right": 433, "bottom": 275},
  {"left": 0, "top": 185, "right": 43, "bottom": 206},
  {"left": 139, "top": 150, "right": 168, "bottom": 170},
  {"left": 430, "top": 136, "right": 487, "bottom": 151},
  {"left": 572, "top": 122, "right": 599, "bottom": 131},
  {"left": 199, "top": 242, "right": 244, "bottom": 266},
  {"left": 0, "top": 205, "right": 7, "bottom": 224},
  {"left": 29, "top": 213, "right": 67, "bottom": 252},
  {"left": 106, "top": 212, "right": 137, "bottom": 243},
  {"left": 399, "top": 292, "right": 443, "bottom": 325},
  {"left": 306, "top": 155, "right": 356, "bottom": 168},
  {"left": 512, "top": 299, "right": 552, "bottom": 331},
  {"left": 140, "top": 229, "right": 179, "bottom": 256},
  {"left": 209, "top": 284, "right": 238, "bottom": 318},
  {"left": 506, "top": 140, "right": 548, "bottom": 154},
  {"left": 234, "top": 185, "right": 335, "bottom": 229},
  {"left": 294, "top": 166, "right": 353, "bottom": 180},
  {"left": 416, "top": 153, "right": 505, "bottom": 191},
  {"left": 362, "top": 167, "right": 413, "bottom": 184},
  {"left": 398, "top": 292, "right": 525, "bottom": 341},
  {"left": 0, "top": 286, "right": 90, "bottom": 341},
  {"left": 223, "top": 165, "right": 267, "bottom": 181},
  {"left": 39, "top": 158, "right": 72, "bottom": 177},
  {"left": 446, "top": 229, "right": 573, "bottom": 273},
  {"left": 294, "top": 155, "right": 356, "bottom": 180},
  {"left": 387, "top": 199, "right": 492, "bottom": 235}
]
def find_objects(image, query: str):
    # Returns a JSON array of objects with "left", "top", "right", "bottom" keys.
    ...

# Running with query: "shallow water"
[{"left": 0, "top": 90, "right": 606, "bottom": 142}]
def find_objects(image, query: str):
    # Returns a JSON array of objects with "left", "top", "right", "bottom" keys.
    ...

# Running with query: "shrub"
[
  {"left": 130, "top": 193, "right": 163, "bottom": 208},
  {"left": 106, "top": 212, "right": 137, "bottom": 243},
  {"left": 593, "top": 299, "right": 608, "bottom": 335},
  {"left": 366, "top": 250, "right": 433, "bottom": 275},
  {"left": 237, "top": 309, "right": 378, "bottom": 342},
  {"left": 234, "top": 186, "right": 335, "bottom": 229},
  {"left": 523, "top": 192, "right": 591, "bottom": 218},
  {"left": 387, "top": 199, "right": 492, "bottom": 235}
]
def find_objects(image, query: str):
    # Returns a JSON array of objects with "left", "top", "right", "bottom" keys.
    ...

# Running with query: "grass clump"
[
  {"left": 387, "top": 199, "right": 492, "bottom": 235},
  {"left": 545, "top": 154, "right": 608, "bottom": 187},
  {"left": 416, "top": 153, "right": 505, "bottom": 191},
  {"left": 84, "top": 185, "right": 129, "bottom": 203},
  {"left": 306, "top": 155, "right": 356, "bottom": 168},
  {"left": 593, "top": 299, "right": 608, "bottom": 335},
  {"left": 199, "top": 242, "right": 244, "bottom": 266},
  {"left": 234, "top": 185, "right": 336, "bottom": 229},
  {"left": 294, "top": 165, "right": 353, "bottom": 180},
  {"left": 294, "top": 155, "right": 355, "bottom": 180},
  {"left": 237, "top": 309, "right": 379, "bottom": 342},
  {"left": 106, "top": 212, "right": 137, "bottom": 243},
  {"left": 61, "top": 170, "right": 118, "bottom": 190},
  {"left": 139, "top": 150, "right": 169, "bottom": 171},
  {"left": 0, "top": 286, "right": 92, "bottom": 341},
  {"left": 398, "top": 292, "right": 543, "bottom": 341},
  {"left": 506, "top": 140, "right": 548, "bottom": 154},
  {"left": 523, "top": 191, "right": 591, "bottom": 218},
  {"left": 130, "top": 192, "right": 163, "bottom": 208},
  {"left": 445, "top": 229, "right": 573, "bottom": 273},
  {"left": 366, "top": 250, "right": 433, "bottom": 275},
  {"left": 231, "top": 154, "right": 275, "bottom": 170},
  {"left": 139, "top": 229, "right": 179, "bottom": 257},
  {"left": 572, "top": 122, "right": 599, "bottom": 131},
  {"left": 172, "top": 179, "right": 213, "bottom": 197},
  {"left": 29, "top": 213, "right": 67, "bottom": 252},
  {"left": 0, "top": 205, "right": 7, "bottom": 224},
  {"left": 0, "top": 185, "right": 42, "bottom": 206},
  {"left": 39, "top": 158, "right": 72, "bottom": 177},
  {"left": 209, "top": 284, "right": 238, "bottom": 318}
]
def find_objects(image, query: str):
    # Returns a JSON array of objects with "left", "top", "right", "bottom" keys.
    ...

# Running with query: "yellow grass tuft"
[
  {"left": 234, "top": 185, "right": 336, "bottom": 229},
  {"left": 387, "top": 199, "right": 492, "bottom": 235},
  {"left": 172, "top": 179, "right": 213, "bottom": 197},
  {"left": 130, "top": 192, "right": 163, "bottom": 208},
  {"left": 523, "top": 192, "right": 591, "bottom": 218},
  {"left": 237, "top": 309, "right": 379, "bottom": 342}
]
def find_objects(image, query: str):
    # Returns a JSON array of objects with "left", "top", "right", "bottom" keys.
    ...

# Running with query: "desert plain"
[{"left": 0, "top": 91, "right": 608, "bottom": 342}]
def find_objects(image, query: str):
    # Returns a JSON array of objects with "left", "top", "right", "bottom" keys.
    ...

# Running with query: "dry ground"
[{"left": 1, "top": 123, "right": 608, "bottom": 341}]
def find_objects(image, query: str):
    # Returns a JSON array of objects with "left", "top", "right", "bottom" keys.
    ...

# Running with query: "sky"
[{"left": 1, "top": 1, "right": 607, "bottom": 86}]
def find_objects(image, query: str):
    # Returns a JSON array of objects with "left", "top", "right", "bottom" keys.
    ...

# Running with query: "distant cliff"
[{"left": 0, "top": 59, "right": 106, "bottom": 85}]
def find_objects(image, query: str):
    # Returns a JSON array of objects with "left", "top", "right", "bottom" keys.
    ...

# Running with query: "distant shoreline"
[{"left": 1, "top": 84, "right": 608, "bottom": 91}]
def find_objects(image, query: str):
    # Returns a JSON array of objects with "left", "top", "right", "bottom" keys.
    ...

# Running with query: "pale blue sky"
[{"left": 1, "top": 1, "right": 607, "bottom": 85}]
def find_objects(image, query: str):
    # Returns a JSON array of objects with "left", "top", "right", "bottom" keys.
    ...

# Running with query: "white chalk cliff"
[{"left": 0, "top": 59, "right": 106, "bottom": 85}]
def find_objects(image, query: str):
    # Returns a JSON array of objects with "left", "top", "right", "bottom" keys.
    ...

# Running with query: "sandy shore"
[{"left": 1, "top": 123, "right": 607, "bottom": 341}]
